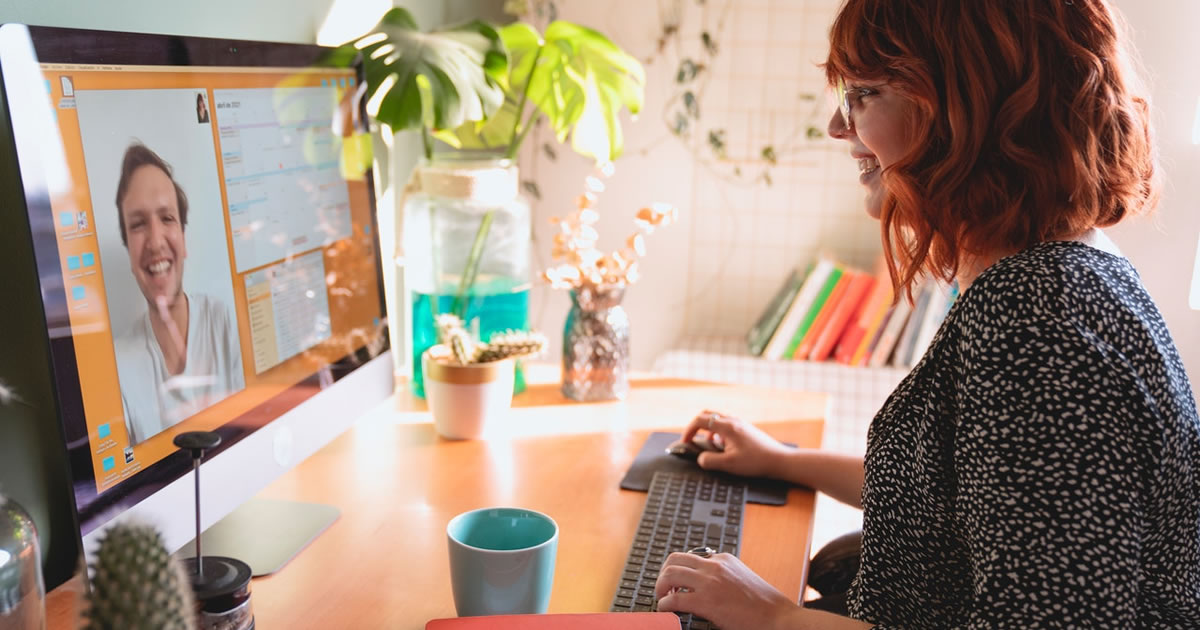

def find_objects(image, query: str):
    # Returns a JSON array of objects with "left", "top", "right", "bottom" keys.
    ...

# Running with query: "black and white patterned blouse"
[{"left": 848, "top": 241, "right": 1200, "bottom": 628}]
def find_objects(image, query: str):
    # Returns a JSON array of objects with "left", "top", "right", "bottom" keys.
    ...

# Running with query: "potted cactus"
[
  {"left": 83, "top": 522, "right": 197, "bottom": 630},
  {"left": 423, "top": 314, "right": 546, "bottom": 439}
]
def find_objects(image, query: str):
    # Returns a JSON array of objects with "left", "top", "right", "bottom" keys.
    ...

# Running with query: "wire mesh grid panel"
[{"left": 670, "top": 0, "right": 883, "bottom": 340}]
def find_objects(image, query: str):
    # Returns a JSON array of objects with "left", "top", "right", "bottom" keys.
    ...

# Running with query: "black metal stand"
[{"left": 174, "top": 432, "right": 256, "bottom": 630}]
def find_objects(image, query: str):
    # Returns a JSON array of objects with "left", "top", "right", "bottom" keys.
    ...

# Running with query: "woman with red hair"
[{"left": 655, "top": 0, "right": 1200, "bottom": 628}]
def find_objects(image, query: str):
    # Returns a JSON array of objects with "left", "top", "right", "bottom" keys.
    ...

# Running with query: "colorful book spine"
[
  {"left": 746, "top": 266, "right": 808, "bottom": 356},
  {"left": 909, "top": 282, "right": 952, "bottom": 363},
  {"left": 892, "top": 282, "right": 932, "bottom": 368},
  {"left": 762, "top": 258, "right": 835, "bottom": 360},
  {"left": 809, "top": 271, "right": 875, "bottom": 362},
  {"left": 784, "top": 265, "right": 845, "bottom": 359},
  {"left": 848, "top": 295, "right": 892, "bottom": 366},
  {"left": 834, "top": 265, "right": 892, "bottom": 365},
  {"left": 867, "top": 297, "right": 914, "bottom": 367}
]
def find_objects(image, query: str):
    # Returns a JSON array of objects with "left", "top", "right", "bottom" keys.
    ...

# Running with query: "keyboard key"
[{"left": 611, "top": 471, "right": 747, "bottom": 619}]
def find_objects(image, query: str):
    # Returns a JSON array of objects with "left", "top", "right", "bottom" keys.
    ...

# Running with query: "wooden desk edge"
[{"left": 45, "top": 375, "right": 828, "bottom": 628}]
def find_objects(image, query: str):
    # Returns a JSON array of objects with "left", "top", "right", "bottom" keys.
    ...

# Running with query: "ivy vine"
[{"left": 644, "top": 0, "right": 830, "bottom": 186}]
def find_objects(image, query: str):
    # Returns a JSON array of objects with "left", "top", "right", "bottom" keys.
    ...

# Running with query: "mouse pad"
[{"left": 620, "top": 432, "right": 792, "bottom": 505}]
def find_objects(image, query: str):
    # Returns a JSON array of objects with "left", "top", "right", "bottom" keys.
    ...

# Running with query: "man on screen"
[{"left": 113, "top": 142, "right": 244, "bottom": 444}]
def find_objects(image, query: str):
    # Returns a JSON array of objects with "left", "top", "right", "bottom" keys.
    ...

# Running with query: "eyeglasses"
[{"left": 832, "top": 77, "right": 874, "bottom": 130}]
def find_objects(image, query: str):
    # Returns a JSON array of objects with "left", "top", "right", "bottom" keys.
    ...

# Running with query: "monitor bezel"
[{"left": 1, "top": 23, "right": 389, "bottom": 544}]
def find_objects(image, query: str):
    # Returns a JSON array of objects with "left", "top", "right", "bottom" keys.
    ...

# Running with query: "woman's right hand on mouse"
[{"left": 681, "top": 410, "right": 792, "bottom": 478}]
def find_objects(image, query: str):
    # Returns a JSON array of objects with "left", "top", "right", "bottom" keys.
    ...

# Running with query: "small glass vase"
[
  {"left": 561, "top": 285, "right": 630, "bottom": 401},
  {"left": 0, "top": 495, "right": 44, "bottom": 630}
]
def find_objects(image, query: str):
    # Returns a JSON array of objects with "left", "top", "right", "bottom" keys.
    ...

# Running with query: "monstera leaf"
[
  {"left": 432, "top": 23, "right": 539, "bottom": 153},
  {"left": 330, "top": 8, "right": 507, "bottom": 139},
  {"left": 434, "top": 20, "right": 645, "bottom": 162},
  {"left": 530, "top": 21, "right": 645, "bottom": 160}
]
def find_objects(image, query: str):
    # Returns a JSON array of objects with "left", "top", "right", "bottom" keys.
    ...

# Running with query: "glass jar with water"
[{"left": 402, "top": 156, "right": 531, "bottom": 398}]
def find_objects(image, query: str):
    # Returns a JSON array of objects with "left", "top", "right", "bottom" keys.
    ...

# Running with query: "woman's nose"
[{"left": 827, "top": 109, "right": 851, "bottom": 139}]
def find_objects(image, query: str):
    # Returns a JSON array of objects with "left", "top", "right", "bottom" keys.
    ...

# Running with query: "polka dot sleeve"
[
  {"left": 952, "top": 308, "right": 1150, "bottom": 627},
  {"left": 848, "top": 241, "right": 1200, "bottom": 629}
]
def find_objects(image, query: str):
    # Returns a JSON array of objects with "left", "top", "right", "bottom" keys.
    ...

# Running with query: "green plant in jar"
[{"left": 334, "top": 11, "right": 644, "bottom": 397}]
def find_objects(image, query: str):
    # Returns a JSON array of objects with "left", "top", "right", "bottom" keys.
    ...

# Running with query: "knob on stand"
[{"left": 174, "top": 431, "right": 255, "bottom": 630}]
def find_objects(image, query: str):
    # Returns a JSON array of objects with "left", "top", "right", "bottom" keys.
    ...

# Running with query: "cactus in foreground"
[{"left": 85, "top": 522, "right": 196, "bottom": 630}]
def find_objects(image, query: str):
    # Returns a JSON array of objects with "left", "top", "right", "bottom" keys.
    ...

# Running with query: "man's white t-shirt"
[{"left": 115, "top": 293, "right": 245, "bottom": 444}]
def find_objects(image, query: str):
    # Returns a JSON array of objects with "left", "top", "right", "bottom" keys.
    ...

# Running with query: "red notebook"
[{"left": 426, "top": 613, "right": 682, "bottom": 629}]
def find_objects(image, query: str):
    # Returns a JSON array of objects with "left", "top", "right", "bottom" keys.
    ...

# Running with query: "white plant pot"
[{"left": 422, "top": 347, "right": 515, "bottom": 440}]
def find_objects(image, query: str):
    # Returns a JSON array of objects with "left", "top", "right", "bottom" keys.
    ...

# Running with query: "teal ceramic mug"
[{"left": 446, "top": 507, "right": 559, "bottom": 617}]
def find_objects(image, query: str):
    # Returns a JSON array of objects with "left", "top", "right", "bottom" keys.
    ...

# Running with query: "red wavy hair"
[{"left": 825, "top": 0, "right": 1159, "bottom": 296}]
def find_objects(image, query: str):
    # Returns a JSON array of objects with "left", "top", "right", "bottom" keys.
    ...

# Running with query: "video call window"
[{"left": 43, "top": 64, "right": 382, "bottom": 494}]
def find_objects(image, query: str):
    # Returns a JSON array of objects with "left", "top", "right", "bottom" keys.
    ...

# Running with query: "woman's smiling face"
[{"left": 827, "top": 80, "right": 919, "bottom": 219}]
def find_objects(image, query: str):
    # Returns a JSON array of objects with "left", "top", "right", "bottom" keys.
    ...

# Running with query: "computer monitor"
[{"left": 0, "top": 23, "right": 393, "bottom": 584}]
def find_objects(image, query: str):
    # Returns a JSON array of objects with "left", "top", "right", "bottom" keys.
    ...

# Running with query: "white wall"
[
  {"left": 523, "top": 0, "right": 869, "bottom": 371},
  {"left": 1108, "top": 0, "right": 1200, "bottom": 385},
  {"left": 526, "top": 0, "right": 1199, "bottom": 390}
]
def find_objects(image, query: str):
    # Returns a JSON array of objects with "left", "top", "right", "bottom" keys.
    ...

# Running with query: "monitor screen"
[{"left": 0, "top": 24, "right": 389, "bottom": 545}]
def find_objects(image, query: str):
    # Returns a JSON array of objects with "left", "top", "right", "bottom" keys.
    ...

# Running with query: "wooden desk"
[{"left": 47, "top": 369, "right": 826, "bottom": 629}]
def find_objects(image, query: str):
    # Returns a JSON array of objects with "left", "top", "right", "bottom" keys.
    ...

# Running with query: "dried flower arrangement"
[
  {"left": 542, "top": 163, "right": 679, "bottom": 291},
  {"left": 432, "top": 313, "right": 547, "bottom": 366}
]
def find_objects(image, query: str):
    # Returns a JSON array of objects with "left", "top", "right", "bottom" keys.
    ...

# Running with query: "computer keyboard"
[{"left": 610, "top": 470, "right": 747, "bottom": 629}]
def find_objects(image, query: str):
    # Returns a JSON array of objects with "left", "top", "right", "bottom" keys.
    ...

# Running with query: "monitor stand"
[{"left": 174, "top": 497, "right": 340, "bottom": 577}]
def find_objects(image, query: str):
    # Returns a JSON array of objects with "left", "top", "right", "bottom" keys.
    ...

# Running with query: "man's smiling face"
[{"left": 120, "top": 164, "right": 187, "bottom": 308}]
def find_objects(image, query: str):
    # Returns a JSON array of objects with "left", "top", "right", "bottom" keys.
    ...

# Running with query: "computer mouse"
[{"left": 665, "top": 434, "right": 724, "bottom": 460}]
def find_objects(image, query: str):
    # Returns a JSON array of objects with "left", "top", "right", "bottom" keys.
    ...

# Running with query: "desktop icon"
[
  {"left": 59, "top": 212, "right": 74, "bottom": 228},
  {"left": 82, "top": 252, "right": 95, "bottom": 267},
  {"left": 101, "top": 456, "right": 115, "bottom": 472},
  {"left": 77, "top": 211, "right": 89, "bottom": 231},
  {"left": 60, "top": 76, "right": 74, "bottom": 97},
  {"left": 71, "top": 286, "right": 85, "bottom": 301},
  {"left": 124, "top": 446, "right": 135, "bottom": 464},
  {"left": 97, "top": 423, "right": 111, "bottom": 439},
  {"left": 67, "top": 256, "right": 80, "bottom": 270}
]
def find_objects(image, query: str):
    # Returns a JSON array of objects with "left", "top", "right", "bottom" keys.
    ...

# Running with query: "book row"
[{"left": 745, "top": 257, "right": 958, "bottom": 368}]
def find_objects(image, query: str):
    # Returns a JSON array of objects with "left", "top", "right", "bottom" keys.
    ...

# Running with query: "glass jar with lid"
[{"left": 401, "top": 156, "right": 531, "bottom": 398}]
